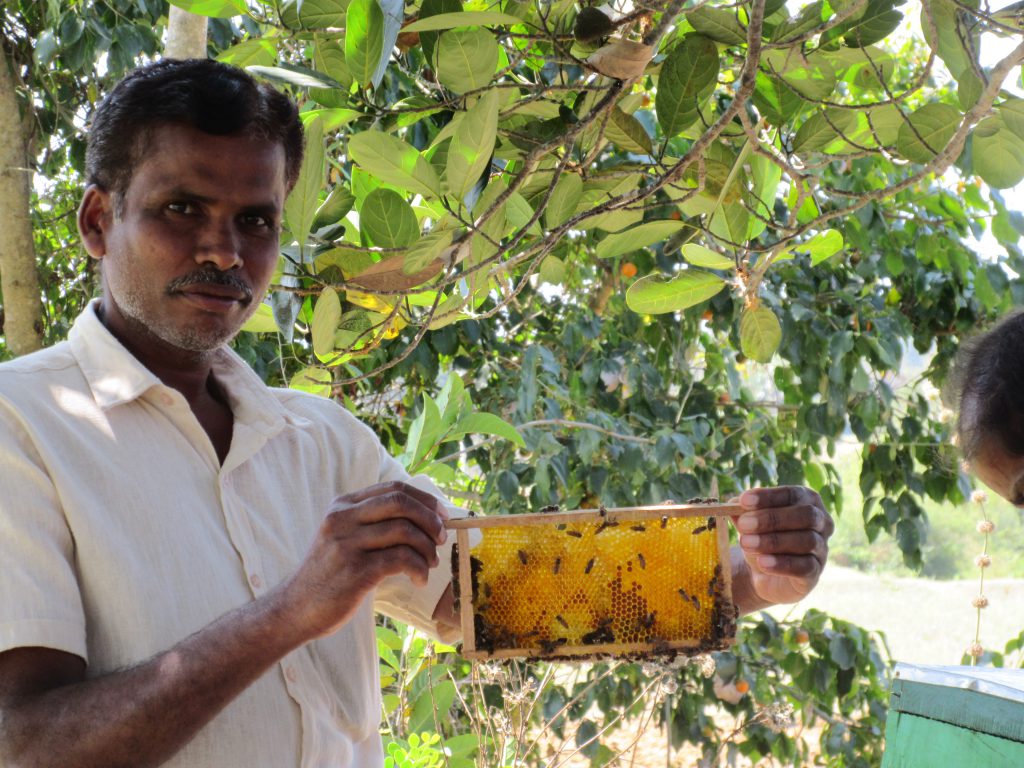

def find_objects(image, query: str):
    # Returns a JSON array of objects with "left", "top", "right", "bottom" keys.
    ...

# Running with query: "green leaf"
[
  {"left": 348, "top": 132, "right": 441, "bottom": 198},
  {"left": 625, "top": 269, "right": 726, "bottom": 314},
  {"left": 408, "top": 680, "right": 456, "bottom": 734},
  {"left": 606, "top": 107, "right": 653, "bottom": 154},
  {"left": 896, "top": 102, "right": 961, "bottom": 164},
  {"left": 596, "top": 220, "right": 687, "bottom": 259},
  {"left": 753, "top": 72, "right": 804, "bottom": 126},
  {"left": 972, "top": 115, "right": 1024, "bottom": 189},
  {"left": 217, "top": 39, "right": 277, "bottom": 68},
  {"left": 447, "top": 89, "right": 499, "bottom": 201},
  {"left": 799, "top": 229, "right": 845, "bottom": 265},
  {"left": 313, "top": 185, "right": 356, "bottom": 229},
  {"left": 311, "top": 288, "right": 343, "bottom": 359},
  {"left": 681, "top": 244, "right": 734, "bottom": 269},
  {"left": 433, "top": 29, "right": 499, "bottom": 94},
  {"left": 289, "top": 366, "right": 333, "bottom": 397},
  {"left": 281, "top": 0, "right": 349, "bottom": 28},
  {"left": 793, "top": 109, "right": 858, "bottom": 153},
  {"left": 686, "top": 6, "right": 746, "bottom": 44},
  {"left": 284, "top": 116, "right": 325, "bottom": 245},
  {"left": 657, "top": 35, "right": 719, "bottom": 138},
  {"left": 402, "top": 11, "right": 525, "bottom": 31},
  {"left": 405, "top": 229, "right": 455, "bottom": 273},
  {"left": 920, "top": 0, "right": 978, "bottom": 82},
  {"left": 739, "top": 305, "right": 782, "bottom": 362},
  {"left": 418, "top": 0, "right": 463, "bottom": 64},
  {"left": 405, "top": 395, "right": 444, "bottom": 468},
  {"left": 539, "top": 255, "right": 567, "bottom": 284},
  {"left": 247, "top": 64, "right": 342, "bottom": 90},
  {"left": 449, "top": 412, "right": 526, "bottom": 448},
  {"left": 763, "top": 50, "right": 836, "bottom": 101},
  {"left": 169, "top": 0, "right": 247, "bottom": 18},
  {"left": 346, "top": 0, "right": 385, "bottom": 87},
  {"left": 543, "top": 173, "right": 584, "bottom": 229},
  {"left": 840, "top": 0, "right": 903, "bottom": 47},
  {"left": 240, "top": 302, "right": 279, "bottom": 333},
  {"left": 360, "top": 188, "right": 419, "bottom": 248}
]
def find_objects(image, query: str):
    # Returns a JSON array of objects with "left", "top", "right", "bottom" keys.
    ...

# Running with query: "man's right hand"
[{"left": 277, "top": 481, "right": 449, "bottom": 639}]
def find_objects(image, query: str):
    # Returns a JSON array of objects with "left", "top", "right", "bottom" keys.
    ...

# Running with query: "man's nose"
[{"left": 196, "top": 218, "right": 243, "bottom": 270}]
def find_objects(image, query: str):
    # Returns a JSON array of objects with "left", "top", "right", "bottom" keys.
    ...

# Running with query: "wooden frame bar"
[{"left": 445, "top": 502, "right": 741, "bottom": 530}]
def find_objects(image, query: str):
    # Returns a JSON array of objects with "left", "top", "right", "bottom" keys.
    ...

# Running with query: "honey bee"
[
  {"left": 553, "top": 557, "right": 561, "bottom": 574},
  {"left": 630, "top": 524, "right": 646, "bottom": 532},
  {"left": 555, "top": 614, "right": 569, "bottom": 628},
  {"left": 518, "top": 549, "right": 528, "bottom": 565},
  {"left": 584, "top": 558, "right": 596, "bottom": 574},
  {"left": 660, "top": 516, "right": 668, "bottom": 529},
  {"left": 566, "top": 530, "right": 583, "bottom": 538},
  {"left": 636, "top": 553, "right": 646, "bottom": 569}
]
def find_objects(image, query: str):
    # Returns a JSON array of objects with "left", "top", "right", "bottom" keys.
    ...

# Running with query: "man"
[
  {"left": 947, "top": 309, "right": 1024, "bottom": 505},
  {"left": 0, "top": 59, "right": 833, "bottom": 767}
]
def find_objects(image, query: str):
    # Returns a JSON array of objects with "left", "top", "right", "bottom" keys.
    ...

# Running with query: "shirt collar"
[{"left": 68, "top": 300, "right": 287, "bottom": 436}]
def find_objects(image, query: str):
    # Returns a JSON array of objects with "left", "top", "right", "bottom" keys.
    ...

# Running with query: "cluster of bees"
[{"left": 456, "top": 504, "right": 735, "bottom": 660}]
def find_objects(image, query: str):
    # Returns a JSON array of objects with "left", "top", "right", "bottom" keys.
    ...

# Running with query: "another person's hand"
[
  {"left": 730, "top": 486, "right": 834, "bottom": 613},
  {"left": 278, "top": 481, "right": 448, "bottom": 638}
]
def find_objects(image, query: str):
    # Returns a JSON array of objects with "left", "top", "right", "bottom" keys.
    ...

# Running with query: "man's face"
[
  {"left": 972, "top": 437, "right": 1024, "bottom": 508},
  {"left": 80, "top": 123, "right": 288, "bottom": 356}
]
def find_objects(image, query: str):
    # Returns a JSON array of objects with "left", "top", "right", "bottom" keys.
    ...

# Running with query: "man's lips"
[
  {"left": 180, "top": 283, "right": 249, "bottom": 302},
  {"left": 167, "top": 272, "right": 253, "bottom": 305}
]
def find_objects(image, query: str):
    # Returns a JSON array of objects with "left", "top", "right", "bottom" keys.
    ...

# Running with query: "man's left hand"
[{"left": 731, "top": 486, "right": 834, "bottom": 614}]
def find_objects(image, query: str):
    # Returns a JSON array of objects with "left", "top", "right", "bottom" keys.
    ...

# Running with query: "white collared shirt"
[{"left": 0, "top": 302, "right": 458, "bottom": 767}]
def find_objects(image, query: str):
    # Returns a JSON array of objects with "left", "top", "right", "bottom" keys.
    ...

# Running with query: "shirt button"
[
  {"left": 249, "top": 573, "right": 263, "bottom": 589},
  {"left": 285, "top": 665, "right": 298, "bottom": 683}
]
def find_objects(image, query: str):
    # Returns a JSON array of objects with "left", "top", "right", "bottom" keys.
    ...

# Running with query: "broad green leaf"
[
  {"left": 406, "top": 395, "right": 444, "bottom": 468},
  {"left": 409, "top": 680, "right": 457, "bottom": 735},
  {"left": 346, "top": 0, "right": 385, "bottom": 86},
  {"left": 543, "top": 173, "right": 584, "bottom": 229},
  {"left": 313, "top": 39, "right": 354, "bottom": 90},
  {"left": 449, "top": 412, "right": 526, "bottom": 448},
  {"left": 682, "top": 244, "right": 734, "bottom": 269},
  {"left": 169, "top": 0, "right": 246, "bottom": 18},
  {"left": 840, "top": 0, "right": 903, "bottom": 47},
  {"left": 447, "top": 89, "right": 499, "bottom": 201},
  {"left": 998, "top": 97, "right": 1024, "bottom": 136},
  {"left": 596, "top": 220, "right": 687, "bottom": 259},
  {"left": 405, "top": 229, "right": 455, "bottom": 273},
  {"left": 402, "top": 11, "right": 525, "bottom": 31},
  {"left": 436, "top": 373, "right": 467, "bottom": 431},
  {"left": 360, "top": 188, "right": 419, "bottom": 248},
  {"left": 348, "top": 132, "right": 441, "bottom": 198},
  {"left": 708, "top": 200, "right": 750, "bottom": 244},
  {"left": 301, "top": 108, "right": 361, "bottom": 132},
  {"left": 504, "top": 191, "right": 541, "bottom": 234},
  {"left": 333, "top": 310, "right": 375, "bottom": 349},
  {"left": 217, "top": 39, "right": 276, "bottom": 68},
  {"left": 247, "top": 64, "right": 342, "bottom": 90},
  {"left": 284, "top": 116, "right": 325, "bottom": 245},
  {"left": 625, "top": 269, "right": 725, "bottom": 314},
  {"left": 799, "top": 229, "right": 845, "bottom": 265},
  {"left": 793, "top": 108, "right": 858, "bottom": 153},
  {"left": 606, "top": 108, "right": 653, "bottom": 154},
  {"left": 763, "top": 50, "right": 836, "bottom": 101},
  {"left": 371, "top": 0, "right": 404, "bottom": 87},
  {"left": 418, "top": 0, "right": 463, "bottom": 64},
  {"left": 311, "top": 288, "right": 342, "bottom": 359},
  {"left": 280, "top": 0, "right": 349, "bottom": 28},
  {"left": 657, "top": 35, "right": 719, "bottom": 137},
  {"left": 865, "top": 103, "right": 902, "bottom": 146},
  {"left": 433, "top": 29, "right": 499, "bottom": 94},
  {"left": 921, "top": 0, "right": 978, "bottom": 81},
  {"left": 972, "top": 116, "right": 1024, "bottom": 189},
  {"left": 739, "top": 305, "right": 782, "bottom": 362},
  {"left": 686, "top": 6, "right": 746, "bottom": 44},
  {"left": 539, "top": 255, "right": 567, "bottom": 284},
  {"left": 290, "top": 366, "right": 332, "bottom": 396},
  {"left": 753, "top": 72, "right": 804, "bottom": 126},
  {"left": 313, "top": 185, "right": 356, "bottom": 230},
  {"left": 896, "top": 102, "right": 961, "bottom": 164},
  {"left": 240, "top": 302, "right": 279, "bottom": 333}
]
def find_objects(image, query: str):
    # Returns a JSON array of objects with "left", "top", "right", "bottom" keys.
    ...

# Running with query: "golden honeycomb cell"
[{"left": 448, "top": 504, "right": 738, "bottom": 661}]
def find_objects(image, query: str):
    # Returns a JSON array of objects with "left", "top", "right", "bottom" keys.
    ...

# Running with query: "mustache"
[{"left": 166, "top": 270, "right": 254, "bottom": 302}]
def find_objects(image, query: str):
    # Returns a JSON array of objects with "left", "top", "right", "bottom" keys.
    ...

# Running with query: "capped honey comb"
[{"left": 448, "top": 504, "right": 738, "bottom": 661}]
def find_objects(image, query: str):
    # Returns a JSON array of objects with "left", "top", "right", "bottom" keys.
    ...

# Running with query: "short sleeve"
[
  {"left": 370, "top": 439, "right": 466, "bottom": 643},
  {"left": 0, "top": 397, "right": 87, "bottom": 660}
]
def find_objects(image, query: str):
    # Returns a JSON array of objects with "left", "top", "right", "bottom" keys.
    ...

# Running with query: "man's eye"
[
  {"left": 167, "top": 202, "right": 197, "bottom": 215},
  {"left": 242, "top": 214, "right": 274, "bottom": 229}
]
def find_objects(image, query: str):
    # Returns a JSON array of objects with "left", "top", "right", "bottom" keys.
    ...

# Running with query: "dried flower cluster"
[{"left": 968, "top": 491, "right": 994, "bottom": 664}]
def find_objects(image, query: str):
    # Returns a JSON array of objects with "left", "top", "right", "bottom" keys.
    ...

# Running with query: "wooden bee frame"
[{"left": 447, "top": 503, "right": 739, "bottom": 661}]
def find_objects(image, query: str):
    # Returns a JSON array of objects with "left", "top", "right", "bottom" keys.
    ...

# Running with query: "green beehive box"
[{"left": 882, "top": 663, "right": 1024, "bottom": 767}]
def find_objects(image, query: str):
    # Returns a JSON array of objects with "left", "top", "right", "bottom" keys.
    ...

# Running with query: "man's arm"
[
  {"left": 0, "top": 481, "right": 448, "bottom": 768},
  {"left": 727, "top": 486, "right": 834, "bottom": 615}
]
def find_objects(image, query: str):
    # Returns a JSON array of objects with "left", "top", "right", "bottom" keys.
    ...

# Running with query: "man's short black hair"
[
  {"left": 946, "top": 310, "right": 1024, "bottom": 459},
  {"left": 86, "top": 58, "right": 304, "bottom": 199}
]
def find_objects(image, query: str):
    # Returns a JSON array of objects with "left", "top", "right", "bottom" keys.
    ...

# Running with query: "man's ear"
[{"left": 78, "top": 185, "right": 114, "bottom": 259}]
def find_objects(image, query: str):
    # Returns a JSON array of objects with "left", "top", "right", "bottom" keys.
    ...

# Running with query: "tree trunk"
[
  {"left": 0, "top": 51, "right": 43, "bottom": 356},
  {"left": 164, "top": 6, "right": 208, "bottom": 59}
]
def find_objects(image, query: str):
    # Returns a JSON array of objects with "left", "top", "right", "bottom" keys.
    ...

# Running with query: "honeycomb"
[{"left": 449, "top": 506, "right": 737, "bottom": 661}]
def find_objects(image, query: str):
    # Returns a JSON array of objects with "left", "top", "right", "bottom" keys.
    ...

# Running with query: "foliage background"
[{"left": 2, "top": 0, "right": 1023, "bottom": 764}]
